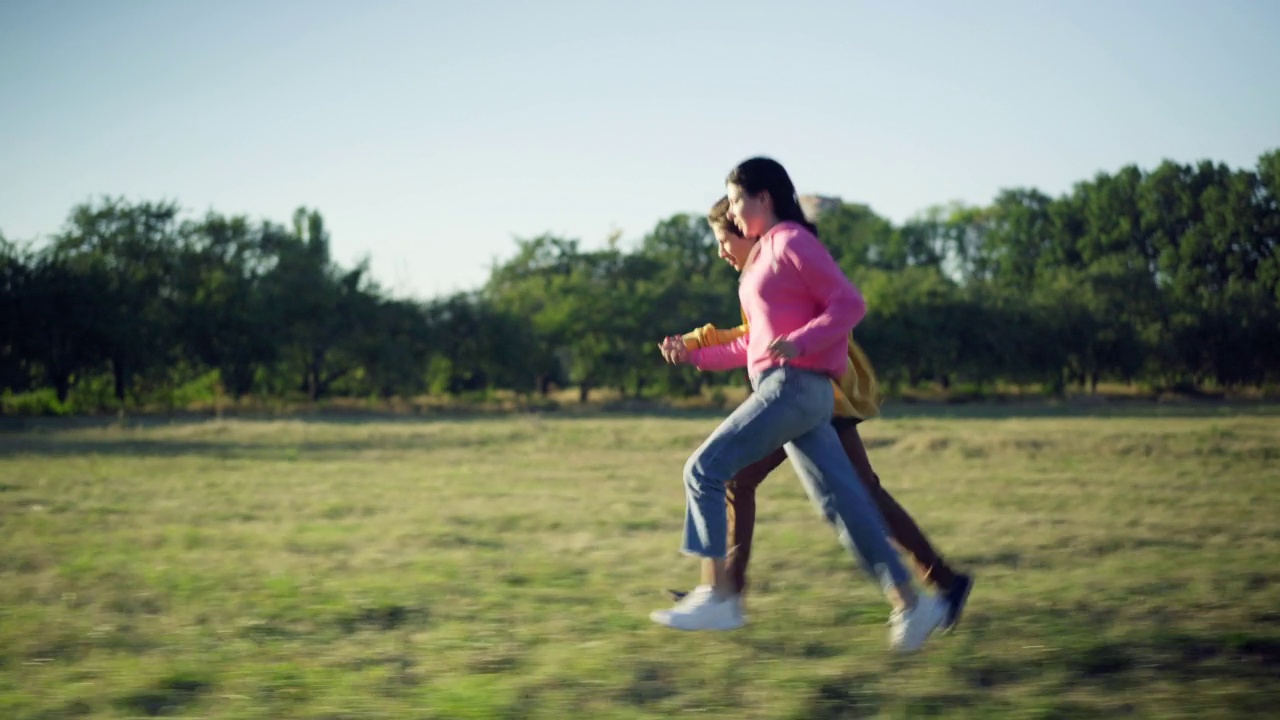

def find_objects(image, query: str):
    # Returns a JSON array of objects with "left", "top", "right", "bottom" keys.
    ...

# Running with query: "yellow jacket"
[{"left": 682, "top": 315, "right": 881, "bottom": 420}]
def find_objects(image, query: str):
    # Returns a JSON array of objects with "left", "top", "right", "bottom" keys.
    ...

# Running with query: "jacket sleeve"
[{"left": 681, "top": 322, "right": 748, "bottom": 350}]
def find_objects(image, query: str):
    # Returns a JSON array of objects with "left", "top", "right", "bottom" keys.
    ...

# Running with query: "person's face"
[
  {"left": 726, "top": 182, "right": 772, "bottom": 238},
  {"left": 713, "top": 225, "right": 754, "bottom": 271}
]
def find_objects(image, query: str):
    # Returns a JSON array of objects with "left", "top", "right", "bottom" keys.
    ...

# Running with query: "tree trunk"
[
  {"left": 56, "top": 377, "right": 70, "bottom": 403},
  {"left": 227, "top": 362, "right": 254, "bottom": 400},
  {"left": 308, "top": 350, "right": 324, "bottom": 401},
  {"left": 111, "top": 357, "right": 128, "bottom": 403}
]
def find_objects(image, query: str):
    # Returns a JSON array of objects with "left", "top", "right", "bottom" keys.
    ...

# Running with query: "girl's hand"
[
  {"left": 767, "top": 338, "right": 799, "bottom": 360},
  {"left": 658, "top": 336, "right": 689, "bottom": 364}
]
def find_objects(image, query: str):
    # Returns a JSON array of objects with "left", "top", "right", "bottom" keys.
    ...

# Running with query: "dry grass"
[{"left": 1, "top": 406, "right": 1278, "bottom": 718}]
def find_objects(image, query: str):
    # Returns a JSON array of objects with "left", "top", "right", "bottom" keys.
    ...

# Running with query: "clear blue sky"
[{"left": 2, "top": 0, "right": 1277, "bottom": 299}]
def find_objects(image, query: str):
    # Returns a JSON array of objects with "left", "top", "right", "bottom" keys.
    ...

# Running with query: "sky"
[{"left": 2, "top": 0, "right": 1278, "bottom": 299}]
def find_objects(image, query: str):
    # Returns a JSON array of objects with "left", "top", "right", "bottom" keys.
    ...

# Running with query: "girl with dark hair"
[
  {"left": 658, "top": 193, "right": 973, "bottom": 635},
  {"left": 649, "top": 157, "right": 949, "bottom": 652}
]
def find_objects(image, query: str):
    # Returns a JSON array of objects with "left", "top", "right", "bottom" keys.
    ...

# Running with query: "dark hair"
[
  {"left": 726, "top": 157, "right": 818, "bottom": 236},
  {"left": 706, "top": 196, "right": 740, "bottom": 236}
]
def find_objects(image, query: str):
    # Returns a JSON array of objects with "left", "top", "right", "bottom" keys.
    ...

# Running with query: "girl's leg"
[
  {"left": 678, "top": 369, "right": 821, "bottom": 567},
  {"left": 836, "top": 422, "right": 959, "bottom": 591},
  {"left": 837, "top": 422, "right": 974, "bottom": 630},
  {"left": 665, "top": 446, "right": 782, "bottom": 602},
  {"left": 781, "top": 372, "right": 948, "bottom": 652},
  {"left": 784, "top": 422, "right": 913, "bottom": 599},
  {"left": 654, "top": 368, "right": 827, "bottom": 630}
]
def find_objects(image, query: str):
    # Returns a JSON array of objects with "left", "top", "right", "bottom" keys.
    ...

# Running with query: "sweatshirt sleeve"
[
  {"left": 688, "top": 333, "right": 749, "bottom": 371},
  {"left": 776, "top": 229, "right": 867, "bottom": 357}
]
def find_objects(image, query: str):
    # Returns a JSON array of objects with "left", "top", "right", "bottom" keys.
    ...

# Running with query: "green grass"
[{"left": 1, "top": 407, "right": 1278, "bottom": 718}]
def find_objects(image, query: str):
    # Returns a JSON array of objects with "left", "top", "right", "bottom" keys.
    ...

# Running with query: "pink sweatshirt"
[{"left": 689, "top": 221, "right": 866, "bottom": 380}]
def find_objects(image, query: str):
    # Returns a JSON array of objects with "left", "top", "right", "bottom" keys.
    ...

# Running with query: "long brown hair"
[{"left": 726, "top": 157, "right": 818, "bottom": 236}]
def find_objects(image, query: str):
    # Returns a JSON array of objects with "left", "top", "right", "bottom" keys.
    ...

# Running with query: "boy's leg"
[
  {"left": 725, "top": 448, "right": 786, "bottom": 594},
  {"left": 836, "top": 422, "right": 958, "bottom": 591}
]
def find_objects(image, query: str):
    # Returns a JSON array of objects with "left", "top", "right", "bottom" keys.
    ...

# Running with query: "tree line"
[{"left": 2, "top": 151, "right": 1277, "bottom": 414}]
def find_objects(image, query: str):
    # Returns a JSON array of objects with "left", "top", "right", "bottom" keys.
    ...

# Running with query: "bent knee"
[{"left": 683, "top": 453, "right": 706, "bottom": 488}]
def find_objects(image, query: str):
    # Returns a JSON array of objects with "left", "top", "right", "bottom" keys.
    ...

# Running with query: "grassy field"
[{"left": 2, "top": 404, "right": 1278, "bottom": 719}]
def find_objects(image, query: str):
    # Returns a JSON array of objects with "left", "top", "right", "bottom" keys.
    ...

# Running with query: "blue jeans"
[{"left": 681, "top": 366, "right": 911, "bottom": 593}]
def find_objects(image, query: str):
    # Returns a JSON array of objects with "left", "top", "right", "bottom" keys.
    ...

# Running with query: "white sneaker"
[
  {"left": 889, "top": 592, "right": 947, "bottom": 652},
  {"left": 649, "top": 585, "right": 744, "bottom": 631}
]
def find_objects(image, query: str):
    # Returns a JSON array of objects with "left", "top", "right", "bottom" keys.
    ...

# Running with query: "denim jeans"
[{"left": 681, "top": 366, "right": 911, "bottom": 593}]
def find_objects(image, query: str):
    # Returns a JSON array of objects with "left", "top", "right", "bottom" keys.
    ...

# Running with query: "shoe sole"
[
  {"left": 890, "top": 600, "right": 949, "bottom": 652},
  {"left": 890, "top": 626, "right": 941, "bottom": 652},
  {"left": 941, "top": 577, "right": 974, "bottom": 634},
  {"left": 649, "top": 611, "right": 744, "bottom": 632}
]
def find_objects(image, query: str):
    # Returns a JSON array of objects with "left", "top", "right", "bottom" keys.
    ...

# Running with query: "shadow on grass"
[
  {"left": 916, "top": 595, "right": 1280, "bottom": 717},
  {"left": 114, "top": 671, "right": 212, "bottom": 717},
  {"left": 796, "top": 673, "right": 882, "bottom": 720},
  {"left": 618, "top": 663, "right": 680, "bottom": 707},
  {"left": 951, "top": 620, "right": 1280, "bottom": 702}
]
